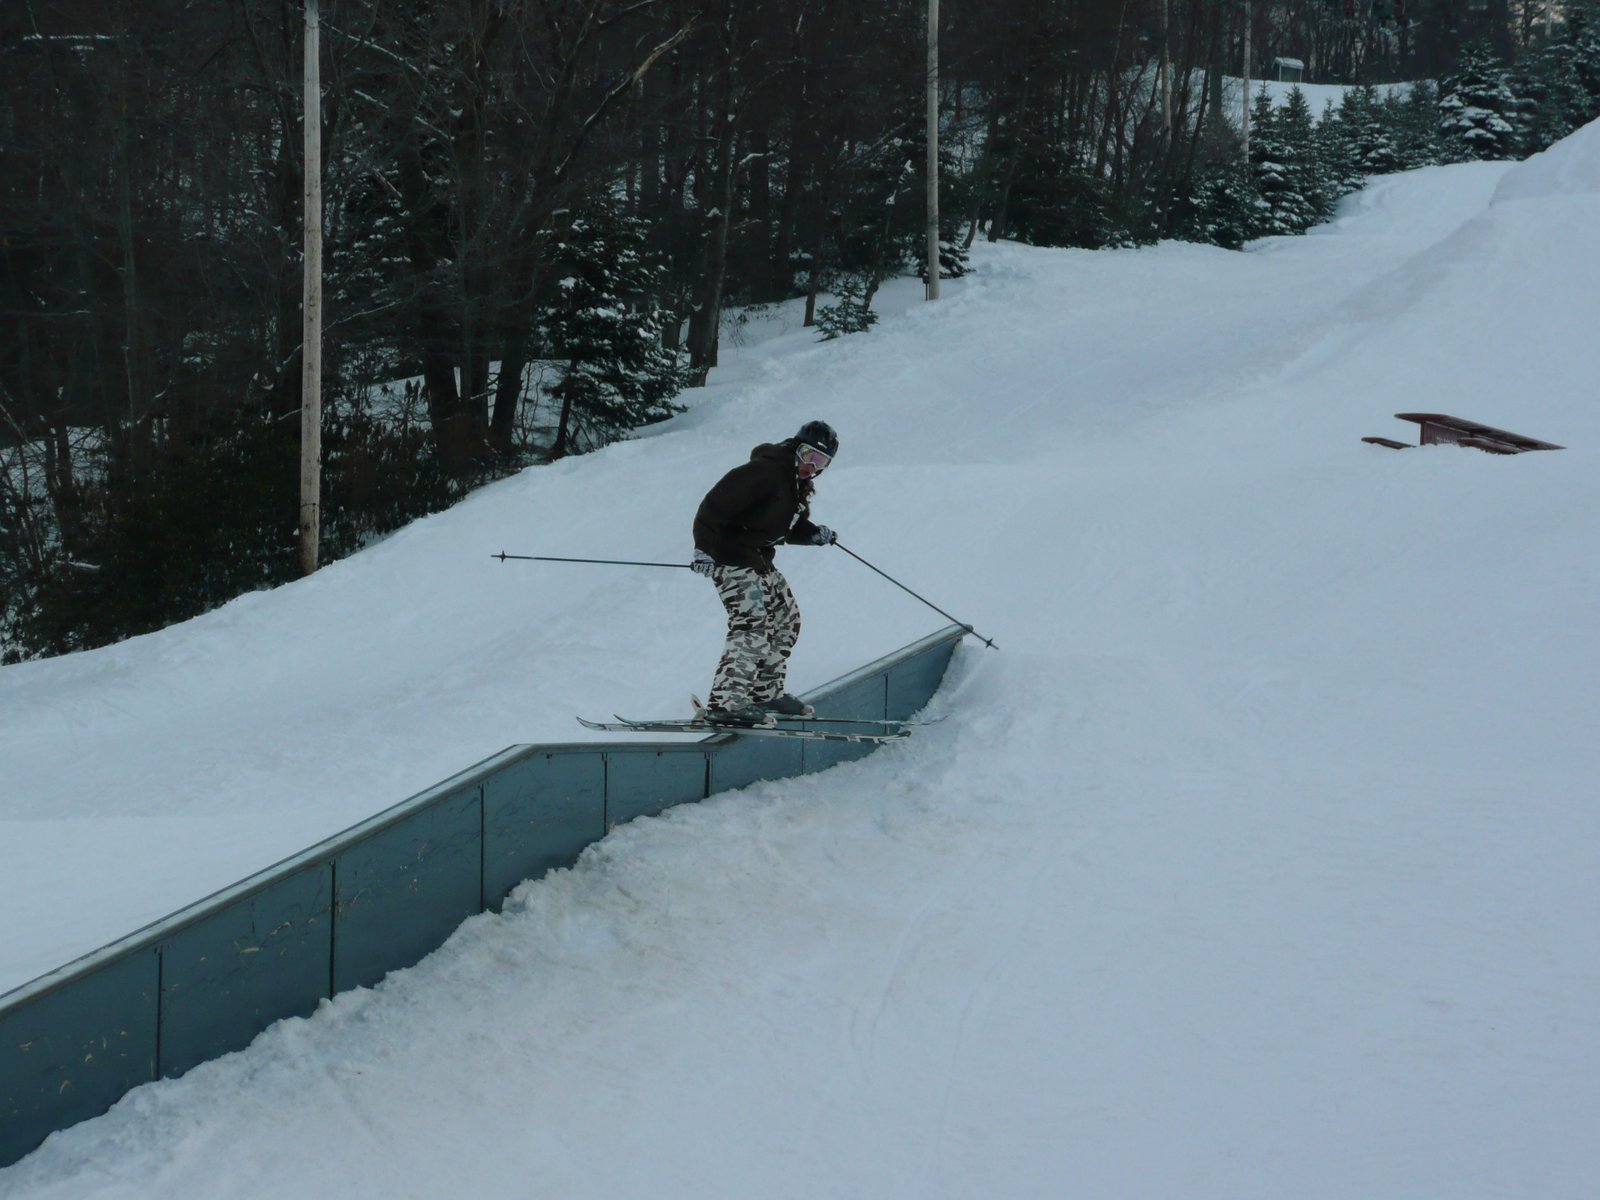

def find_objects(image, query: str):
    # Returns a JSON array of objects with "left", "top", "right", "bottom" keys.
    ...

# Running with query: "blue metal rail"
[{"left": 0, "top": 625, "right": 963, "bottom": 1169}]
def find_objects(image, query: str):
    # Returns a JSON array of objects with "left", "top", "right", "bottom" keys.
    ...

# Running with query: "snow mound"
[
  {"left": 1492, "top": 115, "right": 1600, "bottom": 203},
  {"left": 1324, "top": 121, "right": 1600, "bottom": 445}
]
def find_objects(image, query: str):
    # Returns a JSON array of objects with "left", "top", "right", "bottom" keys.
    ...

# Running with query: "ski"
[
  {"left": 643, "top": 715, "right": 927, "bottom": 730},
  {"left": 577, "top": 716, "right": 910, "bottom": 744},
  {"left": 687, "top": 695, "right": 941, "bottom": 729}
]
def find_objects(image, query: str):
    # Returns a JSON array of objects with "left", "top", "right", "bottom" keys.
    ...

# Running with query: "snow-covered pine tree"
[
  {"left": 1164, "top": 99, "right": 1259, "bottom": 250},
  {"left": 1188, "top": 160, "right": 1259, "bottom": 249},
  {"left": 1006, "top": 140, "right": 1144, "bottom": 249},
  {"left": 1247, "top": 87, "right": 1288, "bottom": 237},
  {"left": 1320, "top": 95, "right": 1365, "bottom": 196},
  {"left": 1509, "top": 41, "right": 1590, "bottom": 154},
  {"left": 1333, "top": 85, "right": 1401, "bottom": 183},
  {"left": 538, "top": 196, "right": 686, "bottom": 459},
  {"left": 1438, "top": 42, "right": 1520, "bottom": 161},
  {"left": 836, "top": 138, "right": 922, "bottom": 309},
  {"left": 1251, "top": 86, "right": 1325, "bottom": 236},
  {"left": 815, "top": 275, "right": 880, "bottom": 340},
  {"left": 915, "top": 237, "right": 970, "bottom": 288},
  {"left": 1287, "top": 86, "right": 1338, "bottom": 225},
  {"left": 1391, "top": 80, "right": 1446, "bottom": 168},
  {"left": 1567, "top": 0, "right": 1600, "bottom": 109},
  {"left": 919, "top": 140, "right": 973, "bottom": 282}
]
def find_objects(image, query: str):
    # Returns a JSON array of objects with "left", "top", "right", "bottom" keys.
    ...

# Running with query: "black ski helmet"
[{"left": 796, "top": 420, "right": 839, "bottom": 459}]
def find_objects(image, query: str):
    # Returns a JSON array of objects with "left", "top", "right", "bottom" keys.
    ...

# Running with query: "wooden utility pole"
[
  {"left": 299, "top": 0, "right": 323, "bottom": 576},
  {"left": 925, "top": 0, "right": 940, "bottom": 301}
]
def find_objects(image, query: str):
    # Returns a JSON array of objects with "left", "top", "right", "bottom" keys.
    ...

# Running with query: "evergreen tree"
[
  {"left": 815, "top": 275, "right": 881, "bottom": 340},
  {"left": 919, "top": 142, "right": 974, "bottom": 283},
  {"left": 1438, "top": 42, "right": 1520, "bottom": 161},
  {"left": 1320, "top": 96, "right": 1365, "bottom": 197},
  {"left": 833, "top": 138, "right": 923, "bottom": 307},
  {"left": 1391, "top": 81, "right": 1446, "bottom": 169},
  {"left": 1005, "top": 141, "right": 1147, "bottom": 249},
  {"left": 1247, "top": 88, "right": 1287, "bottom": 236},
  {"left": 1251, "top": 87, "right": 1326, "bottom": 236},
  {"left": 917, "top": 239, "right": 972, "bottom": 285},
  {"left": 1286, "top": 88, "right": 1337, "bottom": 224},
  {"left": 537, "top": 196, "right": 686, "bottom": 459},
  {"left": 1333, "top": 85, "right": 1401, "bottom": 183},
  {"left": 1164, "top": 115, "right": 1257, "bottom": 251},
  {"left": 1567, "top": 0, "right": 1600, "bottom": 108},
  {"left": 1285, "top": 87, "right": 1337, "bottom": 225},
  {"left": 1509, "top": 42, "right": 1591, "bottom": 154},
  {"left": 1187, "top": 161, "right": 1259, "bottom": 250}
]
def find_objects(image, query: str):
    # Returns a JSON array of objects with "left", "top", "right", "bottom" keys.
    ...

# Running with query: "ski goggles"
[{"left": 797, "top": 444, "right": 832, "bottom": 475}]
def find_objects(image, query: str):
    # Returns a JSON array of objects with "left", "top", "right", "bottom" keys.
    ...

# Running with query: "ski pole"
[
  {"left": 493, "top": 552, "right": 692, "bottom": 570},
  {"left": 831, "top": 541, "right": 998, "bottom": 650}
]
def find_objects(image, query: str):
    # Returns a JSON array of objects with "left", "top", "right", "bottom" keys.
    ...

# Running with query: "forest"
[{"left": 4, "top": 0, "right": 1599, "bottom": 659}]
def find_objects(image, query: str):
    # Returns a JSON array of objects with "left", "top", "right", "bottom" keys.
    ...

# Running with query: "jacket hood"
[{"left": 750, "top": 440, "right": 796, "bottom": 466}]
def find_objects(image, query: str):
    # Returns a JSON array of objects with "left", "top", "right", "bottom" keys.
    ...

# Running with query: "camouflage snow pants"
[{"left": 707, "top": 564, "right": 802, "bottom": 710}]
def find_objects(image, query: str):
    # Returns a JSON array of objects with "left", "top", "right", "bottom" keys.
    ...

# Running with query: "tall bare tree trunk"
[
  {"left": 489, "top": 337, "right": 527, "bottom": 455},
  {"left": 925, "top": 0, "right": 941, "bottom": 301},
  {"left": 299, "top": 0, "right": 323, "bottom": 577},
  {"left": 1242, "top": 0, "right": 1253, "bottom": 160},
  {"left": 1161, "top": 0, "right": 1173, "bottom": 158},
  {"left": 686, "top": 4, "right": 739, "bottom": 384}
]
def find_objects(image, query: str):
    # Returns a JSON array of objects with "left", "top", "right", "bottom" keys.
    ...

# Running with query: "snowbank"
[{"left": 1493, "top": 113, "right": 1600, "bottom": 202}]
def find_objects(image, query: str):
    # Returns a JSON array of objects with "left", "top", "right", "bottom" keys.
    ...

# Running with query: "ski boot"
[
  {"left": 702, "top": 703, "right": 777, "bottom": 729},
  {"left": 757, "top": 693, "right": 815, "bottom": 719}
]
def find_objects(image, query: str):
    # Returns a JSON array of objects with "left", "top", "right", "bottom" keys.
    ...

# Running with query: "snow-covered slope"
[{"left": 4, "top": 124, "right": 1599, "bottom": 1198}]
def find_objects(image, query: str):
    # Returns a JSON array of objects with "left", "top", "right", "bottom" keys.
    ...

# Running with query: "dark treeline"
[{"left": 3, "top": 0, "right": 1598, "bottom": 659}]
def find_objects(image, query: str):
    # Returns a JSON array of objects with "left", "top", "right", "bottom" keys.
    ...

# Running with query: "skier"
[{"left": 691, "top": 420, "right": 840, "bottom": 726}]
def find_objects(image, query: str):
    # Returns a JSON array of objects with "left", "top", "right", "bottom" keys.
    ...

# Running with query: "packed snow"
[{"left": 4, "top": 121, "right": 1600, "bottom": 1198}]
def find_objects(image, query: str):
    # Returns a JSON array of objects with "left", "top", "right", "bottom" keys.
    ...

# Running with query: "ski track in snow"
[{"left": 6, "top": 122, "right": 1600, "bottom": 1197}]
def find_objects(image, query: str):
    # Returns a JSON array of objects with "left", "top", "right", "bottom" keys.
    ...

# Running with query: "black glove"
[
  {"left": 691, "top": 549, "right": 716, "bottom": 577},
  {"left": 808, "top": 525, "right": 836, "bottom": 546}
]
